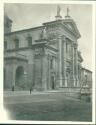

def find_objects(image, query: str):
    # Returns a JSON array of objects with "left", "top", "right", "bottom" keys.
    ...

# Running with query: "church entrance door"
[{"left": 15, "top": 66, "right": 26, "bottom": 90}]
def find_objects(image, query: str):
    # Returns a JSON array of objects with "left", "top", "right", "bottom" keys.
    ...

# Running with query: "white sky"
[{"left": 4, "top": 3, "right": 93, "bottom": 71}]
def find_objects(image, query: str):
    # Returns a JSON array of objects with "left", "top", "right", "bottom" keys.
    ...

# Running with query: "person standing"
[{"left": 30, "top": 88, "right": 32, "bottom": 94}]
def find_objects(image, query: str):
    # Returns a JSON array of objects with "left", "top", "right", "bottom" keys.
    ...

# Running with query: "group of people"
[{"left": 12, "top": 86, "right": 33, "bottom": 94}]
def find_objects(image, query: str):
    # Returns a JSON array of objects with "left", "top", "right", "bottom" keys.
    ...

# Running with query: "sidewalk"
[
  {"left": 3, "top": 90, "right": 80, "bottom": 99},
  {"left": 4, "top": 90, "right": 62, "bottom": 96}
]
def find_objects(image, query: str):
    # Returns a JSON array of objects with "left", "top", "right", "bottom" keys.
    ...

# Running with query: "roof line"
[
  {"left": 82, "top": 67, "right": 92, "bottom": 73},
  {"left": 5, "top": 25, "right": 44, "bottom": 35}
]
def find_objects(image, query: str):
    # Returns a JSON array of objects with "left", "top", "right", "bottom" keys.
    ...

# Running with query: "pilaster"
[
  {"left": 47, "top": 54, "right": 50, "bottom": 89},
  {"left": 58, "top": 36, "right": 63, "bottom": 87},
  {"left": 74, "top": 43, "right": 79, "bottom": 87},
  {"left": 12, "top": 64, "right": 16, "bottom": 88},
  {"left": 72, "top": 43, "right": 76, "bottom": 87},
  {"left": 63, "top": 36, "right": 67, "bottom": 87}
]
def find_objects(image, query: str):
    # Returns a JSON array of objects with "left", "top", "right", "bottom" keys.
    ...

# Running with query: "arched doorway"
[{"left": 15, "top": 66, "right": 26, "bottom": 89}]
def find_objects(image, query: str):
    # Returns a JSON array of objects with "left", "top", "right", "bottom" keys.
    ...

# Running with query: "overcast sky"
[{"left": 4, "top": 3, "right": 93, "bottom": 70}]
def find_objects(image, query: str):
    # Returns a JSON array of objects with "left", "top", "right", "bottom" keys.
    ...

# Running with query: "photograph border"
[{"left": 0, "top": 0, "right": 95, "bottom": 124}]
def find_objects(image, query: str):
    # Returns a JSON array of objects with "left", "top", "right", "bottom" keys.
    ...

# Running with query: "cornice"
[
  {"left": 5, "top": 26, "right": 44, "bottom": 36},
  {"left": 4, "top": 47, "right": 33, "bottom": 52},
  {"left": 45, "top": 45, "right": 58, "bottom": 52},
  {"left": 4, "top": 57, "right": 28, "bottom": 62}
]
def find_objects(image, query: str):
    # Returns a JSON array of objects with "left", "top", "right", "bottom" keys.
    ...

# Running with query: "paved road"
[
  {"left": 4, "top": 91, "right": 92, "bottom": 121},
  {"left": 4, "top": 90, "right": 75, "bottom": 96}
]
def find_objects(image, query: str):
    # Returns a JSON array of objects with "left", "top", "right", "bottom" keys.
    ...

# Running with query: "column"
[
  {"left": 11, "top": 64, "right": 16, "bottom": 89},
  {"left": 79, "top": 65, "right": 82, "bottom": 87},
  {"left": 41, "top": 54, "right": 43, "bottom": 89},
  {"left": 47, "top": 54, "right": 50, "bottom": 89},
  {"left": 72, "top": 43, "right": 76, "bottom": 87},
  {"left": 63, "top": 37, "right": 67, "bottom": 87},
  {"left": 33, "top": 52, "right": 36, "bottom": 89},
  {"left": 74, "top": 43, "right": 79, "bottom": 87},
  {"left": 58, "top": 36, "right": 63, "bottom": 87},
  {"left": 76, "top": 49, "right": 79, "bottom": 87}
]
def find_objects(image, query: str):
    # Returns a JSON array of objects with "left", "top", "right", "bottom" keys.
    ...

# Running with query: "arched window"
[
  {"left": 4, "top": 41, "right": 7, "bottom": 50},
  {"left": 14, "top": 38, "right": 19, "bottom": 49},
  {"left": 27, "top": 36, "right": 32, "bottom": 47}
]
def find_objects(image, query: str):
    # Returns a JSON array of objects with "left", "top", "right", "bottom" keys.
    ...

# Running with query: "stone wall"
[{"left": 4, "top": 27, "right": 43, "bottom": 50}]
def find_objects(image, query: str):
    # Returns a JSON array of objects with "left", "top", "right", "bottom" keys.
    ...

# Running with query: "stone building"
[
  {"left": 4, "top": 7, "right": 92, "bottom": 91},
  {"left": 81, "top": 68, "right": 92, "bottom": 88}
]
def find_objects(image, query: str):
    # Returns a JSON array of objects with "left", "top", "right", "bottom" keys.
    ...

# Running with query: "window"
[
  {"left": 27, "top": 36, "right": 32, "bottom": 47},
  {"left": 14, "top": 39, "right": 19, "bottom": 49},
  {"left": 4, "top": 41, "right": 7, "bottom": 50}
]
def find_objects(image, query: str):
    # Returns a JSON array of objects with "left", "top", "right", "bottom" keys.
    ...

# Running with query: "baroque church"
[{"left": 4, "top": 6, "right": 92, "bottom": 91}]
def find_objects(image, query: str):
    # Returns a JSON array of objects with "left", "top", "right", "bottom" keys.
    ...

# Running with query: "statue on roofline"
[
  {"left": 57, "top": 5, "right": 61, "bottom": 16},
  {"left": 55, "top": 5, "right": 62, "bottom": 20},
  {"left": 40, "top": 27, "right": 47, "bottom": 39},
  {"left": 65, "top": 7, "right": 71, "bottom": 19}
]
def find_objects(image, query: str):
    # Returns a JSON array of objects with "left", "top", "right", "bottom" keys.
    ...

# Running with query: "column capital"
[
  {"left": 71, "top": 42, "right": 74, "bottom": 47},
  {"left": 61, "top": 35, "right": 66, "bottom": 41},
  {"left": 47, "top": 54, "right": 52, "bottom": 60},
  {"left": 74, "top": 43, "right": 78, "bottom": 49},
  {"left": 58, "top": 35, "right": 62, "bottom": 39}
]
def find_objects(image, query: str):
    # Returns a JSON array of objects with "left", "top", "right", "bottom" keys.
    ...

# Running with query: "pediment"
[{"left": 63, "top": 19, "right": 81, "bottom": 39}]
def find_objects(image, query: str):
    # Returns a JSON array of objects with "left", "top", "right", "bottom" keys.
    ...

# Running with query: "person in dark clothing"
[
  {"left": 12, "top": 86, "right": 14, "bottom": 91},
  {"left": 30, "top": 88, "right": 32, "bottom": 94}
]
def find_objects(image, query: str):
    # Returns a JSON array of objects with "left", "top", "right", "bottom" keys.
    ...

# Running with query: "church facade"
[{"left": 4, "top": 7, "right": 92, "bottom": 91}]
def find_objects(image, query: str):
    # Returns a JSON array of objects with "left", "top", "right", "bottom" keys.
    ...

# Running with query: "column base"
[
  {"left": 59, "top": 78, "right": 63, "bottom": 87},
  {"left": 61, "top": 78, "right": 67, "bottom": 87},
  {"left": 76, "top": 79, "right": 80, "bottom": 87},
  {"left": 73, "top": 78, "right": 80, "bottom": 87},
  {"left": 73, "top": 78, "right": 76, "bottom": 87},
  {"left": 64, "top": 78, "right": 67, "bottom": 87},
  {"left": 59, "top": 77, "right": 68, "bottom": 87}
]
